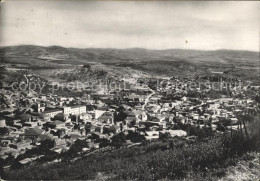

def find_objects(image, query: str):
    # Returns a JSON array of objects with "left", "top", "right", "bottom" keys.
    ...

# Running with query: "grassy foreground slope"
[
  {"left": 4, "top": 135, "right": 259, "bottom": 180},
  {"left": 4, "top": 115, "right": 260, "bottom": 180}
]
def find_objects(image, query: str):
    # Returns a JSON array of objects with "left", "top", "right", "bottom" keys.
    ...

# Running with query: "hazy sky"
[{"left": 0, "top": 1, "right": 259, "bottom": 51}]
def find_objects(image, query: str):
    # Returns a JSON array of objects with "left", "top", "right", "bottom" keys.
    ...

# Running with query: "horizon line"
[{"left": 0, "top": 44, "right": 259, "bottom": 53}]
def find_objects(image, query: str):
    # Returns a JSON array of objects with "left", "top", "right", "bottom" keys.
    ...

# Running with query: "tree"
[
  {"left": 85, "top": 124, "right": 92, "bottom": 135},
  {"left": 173, "top": 124, "right": 181, "bottom": 130},
  {"left": 129, "top": 119, "right": 136, "bottom": 127},
  {"left": 255, "top": 95, "right": 260, "bottom": 103},
  {"left": 126, "top": 132, "right": 145, "bottom": 143},
  {"left": 114, "top": 106, "right": 127, "bottom": 124},
  {"left": 159, "top": 132, "right": 172, "bottom": 142},
  {"left": 69, "top": 139, "right": 89, "bottom": 154},
  {"left": 57, "top": 129, "right": 65, "bottom": 138},
  {"left": 83, "top": 64, "right": 91, "bottom": 70},
  {"left": 111, "top": 132, "right": 126, "bottom": 148},
  {"left": 96, "top": 138, "right": 110, "bottom": 148},
  {"left": 0, "top": 158, "right": 5, "bottom": 178},
  {"left": 40, "top": 139, "right": 54, "bottom": 149},
  {"left": 0, "top": 127, "right": 10, "bottom": 136},
  {"left": 120, "top": 123, "right": 123, "bottom": 132},
  {"left": 169, "top": 139, "right": 174, "bottom": 149},
  {"left": 5, "top": 154, "right": 15, "bottom": 166},
  {"left": 103, "top": 126, "right": 116, "bottom": 135}
]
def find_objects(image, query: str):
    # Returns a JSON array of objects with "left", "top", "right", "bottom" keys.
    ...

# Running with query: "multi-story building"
[
  {"left": 63, "top": 105, "right": 86, "bottom": 115},
  {"left": 43, "top": 109, "right": 63, "bottom": 118}
]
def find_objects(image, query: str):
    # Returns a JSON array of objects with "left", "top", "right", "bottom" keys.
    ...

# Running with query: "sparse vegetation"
[{"left": 4, "top": 115, "right": 260, "bottom": 180}]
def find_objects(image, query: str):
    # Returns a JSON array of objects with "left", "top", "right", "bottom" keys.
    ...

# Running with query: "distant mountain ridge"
[
  {"left": 0, "top": 45, "right": 258, "bottom": 60},
  {"left": 0, "top": 45, "right": 259, "bottom": 84},
  {"left": 0, "top": 45, "right": 258, "bottom": 73}
]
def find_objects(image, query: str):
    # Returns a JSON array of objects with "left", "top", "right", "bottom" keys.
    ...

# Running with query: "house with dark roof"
[
  {"left": 98, "top": 112, "right": 114, "bottom": 124},
  {"left": 17, "top": 114, "right": 32, "bottom": 122},
  {"left": 20, "top": 127, "right": 45, "bottom": 141},
  {"left": 46, "top": 120, "right": 65, "bottom": 129},
  {"left": 37, "top": 133, "right": 54, "bottom": 142},
  {"left": 53, "top": 113, "right": 67, "bottom": 122}
]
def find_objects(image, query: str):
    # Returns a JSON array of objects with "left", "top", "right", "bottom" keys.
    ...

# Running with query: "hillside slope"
[
  {"left": 0, "top": 45, "right": 258, "bottom": 79},
  {"left": 0, "top": 45, "right": 258, "bottom": 66}
]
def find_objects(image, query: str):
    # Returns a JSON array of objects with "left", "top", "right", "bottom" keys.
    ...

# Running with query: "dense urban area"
[{"left": 0, "top": 46, "right": 259, "bottom": 180}]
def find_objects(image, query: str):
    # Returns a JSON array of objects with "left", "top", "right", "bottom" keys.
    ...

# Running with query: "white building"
[
  {"left": 0, "top": 118, "right": 6, "bottom": 127},
  {"left": 160, "top": 130, "right": 187, "bottom": 137},
  {"left": 63, "top": 105, "right": 86, "bottom": 115},
  {"left": 145, "top": 131, "right": 159, "bottom": 140}
]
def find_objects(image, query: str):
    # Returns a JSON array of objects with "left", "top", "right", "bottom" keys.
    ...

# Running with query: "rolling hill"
[
  {"left": 0, "top": 45, "right": 258, "bottom": 78},
  {"left": 0, "top": 45, "right": 258, "bottom": 64}
]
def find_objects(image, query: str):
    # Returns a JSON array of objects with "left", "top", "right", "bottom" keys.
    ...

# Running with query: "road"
[{"left": 142, "top": 87, "right": 155, "bottom": 110}]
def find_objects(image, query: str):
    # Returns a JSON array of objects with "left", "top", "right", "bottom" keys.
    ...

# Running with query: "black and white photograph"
[{"left": 0, "top": 0, "right": 259, "bottom": 180}]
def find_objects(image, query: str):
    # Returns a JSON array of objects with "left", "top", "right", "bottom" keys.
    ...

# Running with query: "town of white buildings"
[{"left": 0, "top": 74, "right": 259, "bottom": 168}]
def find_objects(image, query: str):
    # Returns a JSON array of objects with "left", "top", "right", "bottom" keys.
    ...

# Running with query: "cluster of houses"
[{"left": 0, "top": 74, "right": 259, "bottom": 168}]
